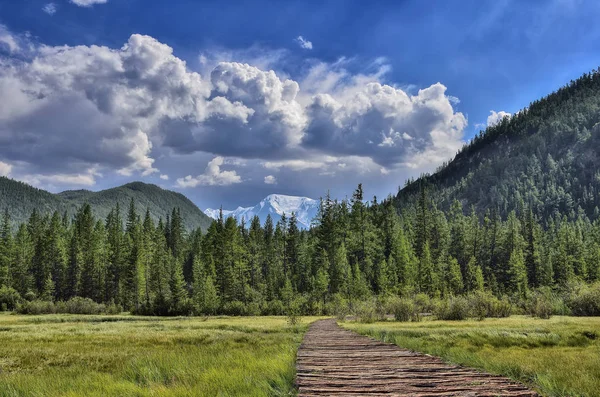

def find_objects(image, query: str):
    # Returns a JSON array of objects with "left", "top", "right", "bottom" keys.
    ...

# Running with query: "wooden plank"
[{"left": 296, "top": 319, "right": 540, "bottom": 396}]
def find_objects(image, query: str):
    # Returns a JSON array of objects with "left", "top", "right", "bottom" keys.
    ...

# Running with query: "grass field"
[
  {"left": 0, "top": 314, "right": 318, "bottom": 397},
  {"left": 344, "top": 316, "right": 600, "bottom": 397}
]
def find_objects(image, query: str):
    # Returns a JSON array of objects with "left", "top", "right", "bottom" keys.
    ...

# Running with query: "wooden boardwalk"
[{"left": 296, "top": 319, "right": 539, "bottom": 397}]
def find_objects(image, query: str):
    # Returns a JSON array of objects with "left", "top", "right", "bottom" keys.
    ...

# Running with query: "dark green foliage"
[
  {"left": 396, "top": 69, "right": 600, "bottom": 223},
  {"left": 0, "top": 286, "right": 20, "bottom": 311},
  {"left": 0, "top": 179, "right": 212, "bottom": 232}
]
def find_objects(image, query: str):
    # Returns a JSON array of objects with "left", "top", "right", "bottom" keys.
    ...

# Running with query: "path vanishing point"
[{"left": 296, "top": 319, "right": 539, "bottom": 397}]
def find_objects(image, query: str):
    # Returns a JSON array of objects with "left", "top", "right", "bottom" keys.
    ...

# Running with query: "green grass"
[
  {"left": 343, "top": 316, "right": 600, "bottom": 397},
  {"left": 0, "top": 314, "right": 320, "bottom": 396}
]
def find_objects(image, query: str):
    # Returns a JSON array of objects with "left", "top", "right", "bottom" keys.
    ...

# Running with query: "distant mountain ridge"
[
  {"left": 0, "top": 177, "right": 212, "bottom": 231},
  {"left": 205, "top": 194, "right": 319, "bottom": 229}
]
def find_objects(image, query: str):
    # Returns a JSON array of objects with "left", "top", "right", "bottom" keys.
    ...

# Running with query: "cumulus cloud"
[
  {"left": 303, "top": 82, "right": 467, "bottom": 168},
  {"left": 43, "top": 3, "right": 57, "bottom": 15},
  {"left": 264, "top": 175, "right": 277, "bottom": 184},
  {"left": 70, "top": 0, "right": 107, "bottom": 7},
  {"left": 159, "top": 174, "right": 169, "bottom": 180},
  {"left": 295, "top": 36, "right": 313, "bottom": 50},
  {"left": 0, "top": 161, "right": 12, "bottom": 177},
  {"left": 487, "top": 110, "right": 511, "bottom": 127},
  {"left": 164, "top": 61, "right": 306, "bottom": 158},
  {"left": 0, "top": 26, "right": 467, "bottom": 191},
  {"left": 0, "top": 33, "right": 259, "bottom": 184},
  {"left": 176, "top": 157, "right": 242, "bottom": 187}
]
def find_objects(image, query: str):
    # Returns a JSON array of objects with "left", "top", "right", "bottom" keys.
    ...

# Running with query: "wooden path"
[{"left": 296, "top": 319, "right": 539, "bottom": 397}]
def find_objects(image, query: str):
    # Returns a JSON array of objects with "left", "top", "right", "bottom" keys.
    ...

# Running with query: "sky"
[{"left": 1, "top": 0, "right": 600, "bottom": 210}]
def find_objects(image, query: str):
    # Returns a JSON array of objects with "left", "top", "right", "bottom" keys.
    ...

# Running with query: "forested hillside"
[
  {"left": 397, "top": 69, "right": 600, "bottom": 221},
  {"left": 0, "top": 178, "right": 212, "bottom": 231}
]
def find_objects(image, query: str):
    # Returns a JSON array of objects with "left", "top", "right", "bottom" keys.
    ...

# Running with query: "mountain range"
[
  {"left": 0, "top": 177, "right": 213, "bottom": 231},
  {"left": 204, "top": 194, "right": 319, "bottom": 229}
]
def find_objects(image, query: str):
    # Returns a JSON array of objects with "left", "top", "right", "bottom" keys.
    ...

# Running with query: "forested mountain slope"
[
  {"left": 396, "top": 69, "right": 600, "bottom": 222},
  {"left": 0, "top": 178, "right": 212, "bottom": 231}
]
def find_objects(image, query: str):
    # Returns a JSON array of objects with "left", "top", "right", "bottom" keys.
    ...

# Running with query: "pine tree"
[
  {"left": 0, "top": 209, "right": 13, "bottom": 288},
  {"left": 444, "top": 256, "right": 463, "bottom": 296},
  {"left": 12, "top": 224, "right": 33, "bottom": 296},
  {"left": 507, "top": 249, "right": 528, "bottom": 297},
  {"left": 464, "top": 256, "right": 484, "bottom": 292},
  {"left": 418, "top": 242, "right": 436, "bottom": 296}
]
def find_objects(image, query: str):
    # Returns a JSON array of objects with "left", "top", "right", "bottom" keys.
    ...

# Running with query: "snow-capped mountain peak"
[{"left": 204, "top": 194, "right": 319, "bottom": 229}]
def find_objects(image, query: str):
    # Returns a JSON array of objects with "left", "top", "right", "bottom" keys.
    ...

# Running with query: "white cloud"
[
  {"left": 176, "top": 157, "right": 242, "bottom": 187},
  {"left": 0, "top": 161, "right": 12, "bottom": 177},
  {"left": 0, "top": 25, "right": 19, "bottom": 53},
  {"left": 0, "top": 26, "right": 468, "bottom": 190},
  {"left": 264, "top": 175, "right": 277, "bottom": 184},
  {"left": 22, "top": 168, "right": 100, "bottom": 187},
  {"left": 263, "top": 159, "right": 327, "bottom": 171},
  {"left": 159, "top": 174, "right": 169, "bottom": 180},
  {"left": 43, "top": 3, "right": 57, "bottom": 15},
  {"left": 304, "top": 81, "right": 467, "bottom": 168},
  {"left": 295, "top": 36, "right": 313, "bottom": 50},
  {"left": 70, "top": 0, "right": 107, "bottom": 7},
  {"left": 487, "top": 110, "right": 511, "bottom": 127},
  {"left": 0, "top": 33, "right": 258, "bottom": 182}
]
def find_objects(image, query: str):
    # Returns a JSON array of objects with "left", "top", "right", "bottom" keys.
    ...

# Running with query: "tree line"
[{"left": 1, "top": 183, "right": 599, "bottom": 315}]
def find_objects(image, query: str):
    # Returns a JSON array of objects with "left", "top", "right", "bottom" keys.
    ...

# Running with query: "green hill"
[
  {"left": 396, "top": 69, "right": 600, "bottom": 222},
  {"left": 0, "top": 178, "right": 212, "bottom": 231}
]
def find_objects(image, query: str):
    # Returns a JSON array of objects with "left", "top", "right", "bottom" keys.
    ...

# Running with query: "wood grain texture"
[{"left": 296, "top": 319, "right": 539, "bottom": 397}]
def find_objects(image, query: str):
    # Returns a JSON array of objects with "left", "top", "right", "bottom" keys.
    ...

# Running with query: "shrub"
[
  {"left": 568, "top": 283, "right": 600, "bottom": 316},
  {"left": 527, "top": 287, "right": 570, "bottom": 318},
  {"left": 467, "top": 291, "right": 513, "bottom": 319},
  {"left": 17, "top": 297, "right": 115, "bottom": 315},
  {"left": 221, "top": 300, "right": 247, "bottom": 316},
  {"left": 327, "top": 294, "right": 349, "bottom": 320},
  {"left": 65, "top": 297, "right": 105, "bottom": 314},
  {"left": 0, "top": 286, "right": 21, "bottom": 311},
  {"left": 17, "top": 300, "right": 56, "bottom": 315},
  {"left": 435, "top": 296, "right": 470, "bottom": 320},
  {"left": 389, "top": 297, "right": 418, "bottom": 322},
  {"left": 264, "top": 300, "right": 285, "bottom": 315},
  {"left": 492, "top": 297, "right": 513, "bottom": 318},
  {"left": 529, "top": 295, "right": 553, "bottom": 319},
  {"left": 105, "top": 302, "right": 123, "bottom": 315},
  {"left": 355, "top": 300, "right": 378, "bottom": 323},
  {"left": 414, "top": 293, "right": 435, "bottom": 313}
]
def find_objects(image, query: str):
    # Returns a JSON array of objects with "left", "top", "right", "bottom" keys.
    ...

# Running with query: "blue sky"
[{"left": 1, "top": 0, "right": 599, "bottom": 209}]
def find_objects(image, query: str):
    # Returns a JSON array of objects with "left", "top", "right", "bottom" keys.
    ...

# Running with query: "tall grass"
[{"left": 0, "top": 314, "right": 317, "bottom": 396}]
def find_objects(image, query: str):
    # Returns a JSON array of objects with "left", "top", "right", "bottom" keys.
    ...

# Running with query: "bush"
[
  {"left": 17, "top": 297, "right": 115, "bottom": 315},
  {"left": 0, "top": 286, "right": 21, "bottom": 311},
  {"left": 327, "top": 294, "right": 349, "bottom": 320},
  {"left": 17, "top": 300, "right": 56, "bottom": 315},
  {"left": 435, "top": 296, "right": 470, "bottom": 320},
  {"left": 389, "top": 297, "right": 419, "bottom": 322},
  {"left": 414, "top": 293, "right": 435, "bottom": 313},
  {"left": 528, "top": 293, "right": 554, "bottom": 319},
  {"left": 568, "top": 283, "right": 600, "bottom": 316},
  {"left": 65, "top": 297, "right": 105, "bottom": 314},
  {"left": 355, "top": 300, "right": 378, "bottom": 323},
  {"left": 221, "top": 300, "right": 247, "bottom": 316},
  {"left": 467, "top": 291, "right": 513, "bottom": 320},
  {"left": 264, "top": 300, "right": 285, "bottom": 315},
  {"left": 492, "top": 297, "right": 513, "bottom": 318}
]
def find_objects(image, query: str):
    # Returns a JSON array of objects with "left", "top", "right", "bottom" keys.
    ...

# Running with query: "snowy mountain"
[{"left": 204, "top": 194, "right": 319, "bottom": 229}]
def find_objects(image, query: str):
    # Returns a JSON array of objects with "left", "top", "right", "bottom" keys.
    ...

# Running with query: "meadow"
[
  {"left": 344, "top": 316, "right": 600, "bottom": 397},
  {"left": 0, "top": 314, "right": 318, "bottom": 397}
]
